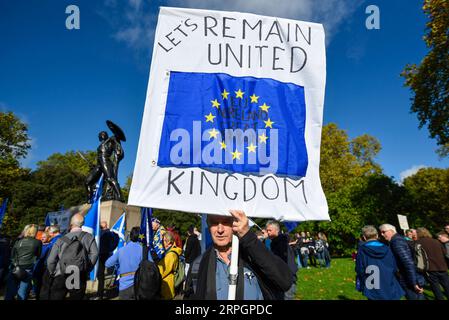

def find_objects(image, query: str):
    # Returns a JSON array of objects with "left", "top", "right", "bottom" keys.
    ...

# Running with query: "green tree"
[
  {"left": 320, "top": 123, "right": 382, "bottom": 193},
  {"left": 2, "top": 150, "right": 96, "bottom": 237},
  {"left": 297, "top": 174, "right": 407, "bottom": 256},
  {"left": 402, "top": 0, "right": 449, "bottom": 155},
  {"left": 402, "top": 167, "right": 449, "bottom": 233},
  {"left": 0, "top": 111, "right": 31, "bottom": 200}
]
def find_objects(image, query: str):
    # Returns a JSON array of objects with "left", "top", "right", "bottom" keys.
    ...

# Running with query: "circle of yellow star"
[
  {"left": 250, "top": 94, "right": 259, "bottom": 103},
  {"left": 211, "top": 99, "right": 220, "bottom": 109},
  {"left": 205, "top": 112, "right": 216, "bottom": 123},
  {"left": 220, "top": 141, "right": 227, "bottom": 150},
  {"left": 235, "top": 89, "right": 244, "bottom": 99},
  {"left": 232, "top": 149, "right": 242, "bottom": 160},
  {"left": 259, "top": 133, "right": 268, "bottom": 144},
  {"left": 260, "top": 103, "right": 270, "bottom": 112},
  {"left": 208, "top": 128, "right": 219, "bottom": 139},
  {"left": 264, "top": 118, "right": 275, "bottom": 129},
  {"left": 221, "top": 89, "right": 229, "bottom": 99},
  {"left": 246, "top": 143, "right": 257, "bottom": 153}
]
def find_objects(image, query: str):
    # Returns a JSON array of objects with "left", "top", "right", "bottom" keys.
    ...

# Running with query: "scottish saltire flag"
[
  {"left": 0, "top": 198, "right": 8, "bottom": 228},
  {"left": 82, "top": 175, "right": 104, "bottom": 280},
  {"left": 111, "top": 212, "right": 126, "bottom": 253},
  {"left": 158, "top": 72, "right": 308, "bottom": 177},
  {"left": 139, "top": 207, "right": 153, "bottom": 248}
]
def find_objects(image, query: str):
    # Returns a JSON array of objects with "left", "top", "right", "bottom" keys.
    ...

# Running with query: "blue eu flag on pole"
[
  {"left": 158, "top": 71, "right": 308, "bottom": 177},
  {"left": 0, "top": 198, "right": 9, "bottom": 228},
  {"left": 139, "top": 207, "right": 153, "bottom": 248},
  {"left": 283, "top": 221, "right": 299, "bottom": 233},
  {"left": 82, "top": 175, "right": 104, "bottom": 280},
  {"left": 111, "top": 212, "right": 126, "bottom": 253}
]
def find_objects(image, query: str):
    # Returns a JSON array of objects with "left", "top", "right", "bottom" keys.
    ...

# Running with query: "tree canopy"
[
  {"left": 402, "top": 0, "right": 449, "bottom": 156},
  {"left": 0, "top": 112, "right": 31, "bottom": 201}
]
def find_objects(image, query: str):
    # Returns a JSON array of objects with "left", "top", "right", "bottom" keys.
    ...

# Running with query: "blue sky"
[{"left": 1, "top": 0, "right": 448, "bottom": 186}]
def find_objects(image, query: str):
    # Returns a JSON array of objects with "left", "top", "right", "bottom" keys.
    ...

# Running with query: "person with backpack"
[
  {"left": 266, "top": 220, "right": 298, "bottom": 300},
  {"left": 5, "top": 224, "right": 42, "bottom": 300},
  {"left": 415, "top": 227, "right": 449, "bottom": 300},
  {"left": 106, "top": 227, "right": 154, "bottom": 300},
  {"left": 157, "top": 231, "right": 183, "bottom": 300},
  {"left": 379, "top": 224, "right": 424, "bottom": 300},
  {"left": 45, "top": 214, "right": 98, "bottom": 300}
]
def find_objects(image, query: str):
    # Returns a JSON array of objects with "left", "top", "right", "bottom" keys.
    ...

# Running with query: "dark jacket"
[
  {"left": 184, "top": 231, "right": 292, "bottom": 300},
  {"left": 0, "top": 237, "right": 11, "bottom": 269},
  {"left": 33, "top": 234, "right": 62, "bottom": 277},
  {"left": 270, "top": 233, "right": 297, "bottom": 280},
  {"left": 99, "top": 229, "right": 119, "bottom": 261},
  {"left": 389, "top": 233, "right": 418, "bottom": 288},
  {"left": 184, "top": 234, "right": 201, "bottom": 264},
  {"left": 355, "top": 240, "right": 404, "bottom": 300},
  {"left": 415, "top": 238, "right": 448, "bottom": 272},
  {"left": 11, "top": 237, "right": 42, "bottom": 270}
]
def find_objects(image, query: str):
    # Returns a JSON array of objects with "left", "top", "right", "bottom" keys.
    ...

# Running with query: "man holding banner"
[
  {"left": 129, "top": 7, "right": 329, "bottom": 300},
  {"left": 184, "top": 210, "right": 292, "bottom": 299}
]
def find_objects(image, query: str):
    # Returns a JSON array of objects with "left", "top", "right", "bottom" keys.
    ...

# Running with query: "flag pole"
[{"left": 227, "top": 234, "right": 239, "bottom": 300}]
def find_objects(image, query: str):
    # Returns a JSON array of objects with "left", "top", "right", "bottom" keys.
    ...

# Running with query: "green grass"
[
  {"left": 295, "top": 258, "right": 365, "bottom": 300},
  {"left": 295, "top": 258, "right": 439, "bottom": 300}
]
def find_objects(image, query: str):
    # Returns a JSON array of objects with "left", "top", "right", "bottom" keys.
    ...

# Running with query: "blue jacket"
[
  {"left": 105, "top": 241, "right": 153, "bottom": 291},
  {"left": 389, "top": 234, "right": 418, "bottom": 288},
  {"left": 33, "top": 234, "right": 62, "bottom": 277},
  {"left": 355, "top": 240, "right": 404, "bottom": 300}
]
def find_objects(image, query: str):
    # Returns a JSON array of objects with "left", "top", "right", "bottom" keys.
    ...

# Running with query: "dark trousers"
[
  {"left": 119, "top": 286, "right": 135, "bottom": 300},
  {"left": 398, "top": 278, "right": 425, "bottom": 300},
  {"left": 43, "top": 273, "right": 88, "bottom": 300},
  {"left": 97, "top": 258, "right": 106, "bottom": 298},
  {"left": 426, "top": 271, "right": 449, "bottom": 300}
]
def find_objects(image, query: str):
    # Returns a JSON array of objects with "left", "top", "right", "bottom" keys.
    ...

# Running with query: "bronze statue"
[{"left": 85, "top": 120, "right": 126, "bottom": 203}]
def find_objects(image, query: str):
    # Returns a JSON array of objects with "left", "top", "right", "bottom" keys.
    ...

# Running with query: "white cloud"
[
  {"left": 399, "top": 165, "right": 427, "bottom": 183},
  {"left": 101, "top": 0, "right": 365, "bottom": 53}
]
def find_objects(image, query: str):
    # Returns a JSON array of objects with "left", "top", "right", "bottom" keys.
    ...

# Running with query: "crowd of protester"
[
  {"left": 0, "top": 211, "right": 448, "bottom": 301},
  {"left": 257, "top": 229, "right": 331, "bottom": 270},
  {"left": 355, "top": 223, "right": 449, "bottom": 300}
]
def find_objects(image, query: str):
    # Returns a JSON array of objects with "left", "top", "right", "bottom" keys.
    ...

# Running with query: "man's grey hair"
[
  {"left": 266, "top": 220, "right": 280, "bottom": 231},
  {"left": 379, "top": 224, "right": 397, "bottom": 233},
  {"left": 362, "top": 225, "right": 378, "bottom": 240},
  {"left": 70, "top": 214, "right": 84, "bottom": 228},
  {"left": 48, "top": 225, "right": 60, "bottom": 234}
]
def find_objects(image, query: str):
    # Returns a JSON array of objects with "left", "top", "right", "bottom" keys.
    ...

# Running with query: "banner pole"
[{"left": 227, "top": 234, "right": 239, "bottom": 300}]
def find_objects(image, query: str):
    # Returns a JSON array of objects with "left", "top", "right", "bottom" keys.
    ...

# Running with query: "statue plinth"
[
  {"left": 99, "top": 200, "right": 141, "bottom": 231},
  {"left": 76, "top": 200, "right": 141, "bottom": 232}
]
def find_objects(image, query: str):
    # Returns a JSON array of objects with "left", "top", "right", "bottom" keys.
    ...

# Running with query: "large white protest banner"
[{"left": 129, "top": 7, "right": 329, "bottom": 221}]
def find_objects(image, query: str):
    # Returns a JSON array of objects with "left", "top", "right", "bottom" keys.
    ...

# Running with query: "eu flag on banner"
[
  {"left": 82, "top": 175, "right": 104, "bottom": 280},
  {"left": 139, "top": 207, "right": 153, "bottom": 248},
  {"left": 158, "top": 71, "right": 308, "bottom": 177},
  {"left": 111, "top": 212, "right": 126, "bottom": 253}
]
